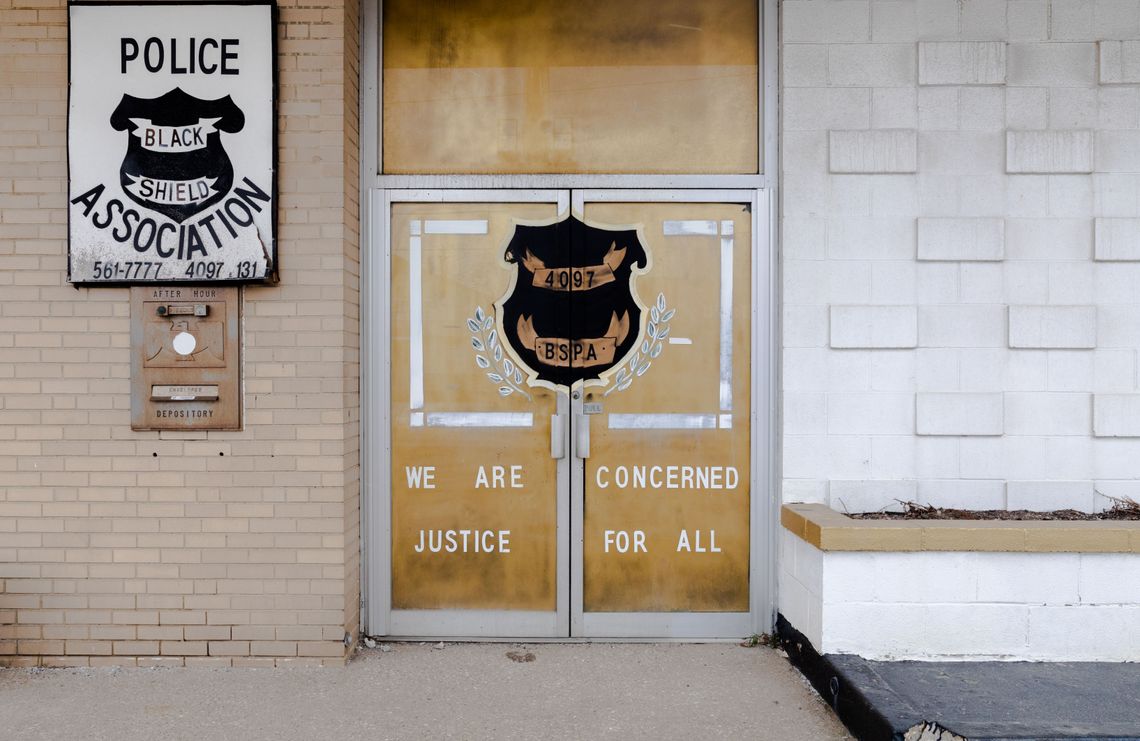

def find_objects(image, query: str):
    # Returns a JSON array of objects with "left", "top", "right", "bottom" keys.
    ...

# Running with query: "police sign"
[{"left": 68, "top": 2, "right": 275, "bottom": 284}]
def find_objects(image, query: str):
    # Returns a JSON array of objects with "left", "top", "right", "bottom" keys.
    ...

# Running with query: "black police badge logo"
[
  {"left": 110, "top": 87, "right": 245, "bottom": 223},
  {"left": 493, "top": 214, "right": 650, "bottom": 390}
]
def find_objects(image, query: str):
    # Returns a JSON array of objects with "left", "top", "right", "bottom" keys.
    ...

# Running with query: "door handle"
[
  {"left": 550, "top": 413, "right": 565, "bottom": 459},
  {"left": 575, "top": 413, "right": 590, "bottom": 459}
]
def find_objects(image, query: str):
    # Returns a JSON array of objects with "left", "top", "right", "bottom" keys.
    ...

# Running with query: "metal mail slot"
[
  {"left": 131, "top": 285, "right": 240, "bottom": 431},
  {"left": 157, "top": 304, "right": 209, "bottom": 317},
  {"left": 151, "top": 384, "right": 220, "bottom": 401}
]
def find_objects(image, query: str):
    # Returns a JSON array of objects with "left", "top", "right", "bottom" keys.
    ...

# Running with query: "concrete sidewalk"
[{"left": 0, "top": 643, "right": 852, "bottom": 741}]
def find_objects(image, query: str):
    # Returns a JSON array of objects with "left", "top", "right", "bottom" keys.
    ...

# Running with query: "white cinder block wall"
[
  {"left": 781, "top": 0, "right": 1140, "bottom": 513},
  {"left": 779, "top": 531, "right": 1140, "bottom": 660}
]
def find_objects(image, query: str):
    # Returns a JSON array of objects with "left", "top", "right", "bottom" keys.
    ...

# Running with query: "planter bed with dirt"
[
  {"left": 778, "top": 503, "right": 1140, "bottom": 661},
  {"left": 850, "top": 499, "right": 1140, "bottom": 522}
]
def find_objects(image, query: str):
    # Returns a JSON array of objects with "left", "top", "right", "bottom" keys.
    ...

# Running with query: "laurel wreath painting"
[
  {"left": 604, "top": 293, "right": 673, "bottom": 397},
  {"left": 469, "top": 293, "right": 672, "bottom": 398},
  {"left": 468, "top": 306, "right": 531, "bottom": 400}
]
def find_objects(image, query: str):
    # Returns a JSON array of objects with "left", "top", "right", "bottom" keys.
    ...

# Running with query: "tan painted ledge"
[{"left": 782, "top": 503, "right": 1140, "bottom": 553}]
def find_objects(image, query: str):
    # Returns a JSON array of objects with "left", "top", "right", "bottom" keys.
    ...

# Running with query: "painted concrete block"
[
  {"left": 829, "top": 130, "right": 917, "bottom": 173},
  {"left": 1006, "top": 130, "right": 1093, "bottom": 174},
  {"left": 1006, "top": 87, "right": 1049, "bottom": 129},
  {"left": 916, "top": 393, "right": 1004, "bottom": 436},
  {"left": 782, "top": 44, "right": 829, "bottom": 88},
  {"left": 960, "top": 0, "right": 1009, "bottom": 40},
  {"left": 919, "top": 306, "right": 1006, "bottom": 348},
  {"left": 872, "top": 1, "right": 918, "bottom": 42},
  {"left": 821, "top": 603, "right": 931, "bottom": 658},
  {"left": 828, "top": 43, "right": 917, "bottom": 86},
  {"left": 1050, "top": 0, "right": 1097, "bottom": 40},
  {"left": 1095, "top": 131, "right": 1140, "bottom": 172},
  {"left": 916, "top": 604, "right": 1033, "bottom": 657},
  {"left": 1093, "top": 2, "right": 1140, "bottom": 39},
  {"left": 798, "top": 548, "right": 1140, "bottom": 660},
  {"left": 917, "top": 0, "right": 959, "bottom": 40},
  {"left": 917, "top": 218, "right": 1004, "bottom": 261},
  {"left": 872, "top": 87, "right": 918, "bottom": 128},
  {"left": 827, "top": 218, "right": 916, "bottom": 259},
  {"left": 1008, "top": 306, "right": 1097, "bottom": 349},
  {"left": 1007, "top": 42, "right": 1097, "bottom": 86},
  {"left": 783, "top": 1, "right": 870, "bottom": 42},
  {"left": 1004, "top": 392, "right": 1092, "bottom": 435},
  {"left": 781, "top": 479, "right": 829, "bottom": 505},
  {"left": 1095, "top": 218, "right": 1140, "bottom": 261},
  {"left": 1008, "top": 0, "right": 1049, "bottom": 41},
  {"left": 1079, "top": 554, "right": 1140, "bottom": 604},
  {"left": 821, "top": 552, "right": 879, "bottom": 603},
  {"left": 830, "top": 305, "right": 918, "bottom": 348},
  {"left": 791, "top": 531, "right": 824, "bottom": 592},
  {"left": 1004, "top": 218, "right": 1093, "bottom": 260},
  {"left": 784, "top": 88, "right": 871, "bottom": 131},
  {"left": 1096, "top": 306, "right": 1140, "bottom": 347},
  {"left": 1049, "top": 88, "right": 1099, "bottom": 129},
  {"left": 1085, "top": 169, "right": 1140, "bottom": 213},
  {"left": 1093, "top": 394, "right": 1140, "bottom": 437},
  {"left": 959, "top": 87, "right": 1006, "bottom": 130},
  {"left": 1093, "top": 263, "right": 1140, "bottom": 304},
  {"left": 1099, "top": 40, "right": 1140, "bottom": 84},
  {"left": 871, "top": 436, "right": 921, "bottom": 479},
  {"left": 919, "top": 132, "right": 1005, "bottom": 173},
  {"left": 1006, "top": 480, "right": 1096, "bottom": 512},
  {"left": 828, "top": 393, "right": 915, "bottom": 435},
  {"left": 919, "top": 41, "right": 1006, "bottom": 85},
  {"left": 1025, "top": 605, "right": 1140, "bottom": 660},
  {"left": 976, "top": 552, "right": 1081, "bottom": 603},
  {"left": 785, "top": 392, "right": 828, "bottom": 435},
  {"left": 1097, "top": 88, "right": 1140, "bottom": 131},
  {"left": 1046, "top": 351, "right": 1093, "bottom": 392},
  {"left": 868, "top": 552, "right": 980, "bottom": 604}
]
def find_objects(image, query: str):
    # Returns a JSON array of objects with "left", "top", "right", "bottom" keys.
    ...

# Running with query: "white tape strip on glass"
[
  {"left": 409, "top": 226, "right": 424, "bottom": 411},
  {"left": 410, "top": 412, "right": 534, "bottom": 428},
  {"left": 608, "top": 414, "right": 717, "bottom": 430},
  {"left": 423, "top": 220, "right": 489, "bottom": 234},
  {"left": 662, "top": 220, "right": 717, "bottom": 236},
  {"left": 719, "top": 221, "right": 734, "bottom": 412}
]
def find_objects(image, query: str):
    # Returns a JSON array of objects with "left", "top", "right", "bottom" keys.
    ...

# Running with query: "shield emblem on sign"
[
  {"left": 496, "top": 214, "right": 650, "bottom": 390},
  {"left": 110, "top": 87, "right": 245, "bottom": 223}
]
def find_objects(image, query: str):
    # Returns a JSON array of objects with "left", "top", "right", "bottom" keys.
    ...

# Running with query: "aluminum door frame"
[
  {"left": 365, "top": 188, "right": 572, "bottom": 638},
  {"left": 359, "top": 0, "right": 782, "bottom": 640},
  {"left": 364, "top": 188, "right": 776, "bottom": 639},
  {"left": 569, "top": 189, "right": 775, "bottom": 639}
]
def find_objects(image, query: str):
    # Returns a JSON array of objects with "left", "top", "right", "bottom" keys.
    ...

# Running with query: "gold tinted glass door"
[
  {"left": 388, "top": 196, "right": 569, "bottom": 637},
  {"left": 382, "top": 0, "right": 759, "bottom": 174},
  {"left": 573, "top": 196, "right": 754, "bottom": 637},
  {"left": 382, "top": 192, "right": 759, "bottom": 639}
]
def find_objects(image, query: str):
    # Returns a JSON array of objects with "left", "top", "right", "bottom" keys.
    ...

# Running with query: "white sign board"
[{"left": 68, "top": 2, "right": 275, "bottom": 284}]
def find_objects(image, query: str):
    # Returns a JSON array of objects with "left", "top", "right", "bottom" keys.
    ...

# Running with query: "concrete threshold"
[{"left": 778, "top": 615, "right": 1140, "bottom": 741}]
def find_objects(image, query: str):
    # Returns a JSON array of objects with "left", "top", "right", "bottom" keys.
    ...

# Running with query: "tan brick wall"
[{"left": 0, "top": 0, "right": 362, "bottom": 667}]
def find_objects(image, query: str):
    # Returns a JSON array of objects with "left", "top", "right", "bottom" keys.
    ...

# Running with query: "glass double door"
[{"left": 384, "top": 190, "right": 758, "bottom": 638}]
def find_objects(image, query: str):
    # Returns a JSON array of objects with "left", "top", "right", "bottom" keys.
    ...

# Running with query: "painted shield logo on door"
[
  {"left": 497, "top": 214, "right": 650, "bottom": 389},
  {"left": 110, "top": 87, "right": 245, "bottom": 223}
]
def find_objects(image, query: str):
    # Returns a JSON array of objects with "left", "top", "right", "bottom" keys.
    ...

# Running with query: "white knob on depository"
[{"left": 172, "top": 331, "right": 198, "bottom": 357}]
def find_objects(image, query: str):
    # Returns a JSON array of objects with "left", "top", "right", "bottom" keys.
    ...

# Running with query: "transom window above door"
[{"left": 380, "top": 0, "right": 760, "bottom": 175}]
